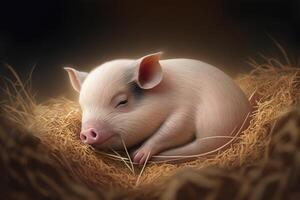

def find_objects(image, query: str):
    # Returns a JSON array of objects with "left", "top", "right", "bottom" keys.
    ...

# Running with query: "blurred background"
[{"left": 0, "top": 0, "right": 299, "bottom": 100}]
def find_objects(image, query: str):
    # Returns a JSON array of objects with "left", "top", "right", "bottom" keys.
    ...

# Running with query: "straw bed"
[{"left": 1, "top": 57, "right": 300, "bottom": 196}]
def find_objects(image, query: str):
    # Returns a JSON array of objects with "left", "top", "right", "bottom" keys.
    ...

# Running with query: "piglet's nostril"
[
  {"left": 80, "top": 128, "right": 102, "bottom": 145},
  {"left": 90, "top": 130, "right": 97, "bottom": 138}
]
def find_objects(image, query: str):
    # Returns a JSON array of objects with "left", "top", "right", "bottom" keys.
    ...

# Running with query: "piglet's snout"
[{"left": 80, "top": 128, "right": 101, "bottom": 144}]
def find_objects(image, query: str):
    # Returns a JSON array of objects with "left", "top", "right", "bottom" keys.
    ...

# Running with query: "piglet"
[{"left": 65, "top": 52, "right": 251, "bottom": 164}]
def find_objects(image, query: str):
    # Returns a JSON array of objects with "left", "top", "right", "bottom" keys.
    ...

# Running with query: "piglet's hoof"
[{"left": 132, "top": 146, "right": 153, "bottom": 165}]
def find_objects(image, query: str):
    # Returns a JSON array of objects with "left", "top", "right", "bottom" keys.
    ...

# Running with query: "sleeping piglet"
[{"left": 65, "top": 52, "right": 251, "bottom": 164}]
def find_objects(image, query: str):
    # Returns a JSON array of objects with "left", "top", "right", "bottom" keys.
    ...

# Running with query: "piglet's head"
[{"left": 65, "top": 52, "right": 166, "bottom": 149}]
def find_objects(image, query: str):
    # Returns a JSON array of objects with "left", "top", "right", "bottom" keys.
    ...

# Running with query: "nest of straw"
[{"left": 1, "top": 57, "right": 300, "bottom": 199}]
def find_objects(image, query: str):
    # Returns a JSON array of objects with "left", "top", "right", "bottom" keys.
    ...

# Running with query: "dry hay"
[{"left": 1, "top": 57, "right": 300, "bottom": 197}]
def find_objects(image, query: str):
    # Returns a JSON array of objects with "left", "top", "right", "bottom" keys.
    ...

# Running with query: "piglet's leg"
[{"left": 132, "top": 110, "right": 195, "bottom": 165}]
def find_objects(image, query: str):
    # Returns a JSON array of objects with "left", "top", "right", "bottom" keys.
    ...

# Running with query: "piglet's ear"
[
  {"left": 64, "top": 67, "right": 88, "bottom": 92},
  {"left": 135, "top": 52, "right": 163, "bottom": 89}
]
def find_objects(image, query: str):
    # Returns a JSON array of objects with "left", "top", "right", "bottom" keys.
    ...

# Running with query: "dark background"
[{"left": 0, "top": 0, "right": 299, "bottom": 100}]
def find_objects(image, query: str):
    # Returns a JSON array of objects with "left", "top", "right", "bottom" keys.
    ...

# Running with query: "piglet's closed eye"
[{"left": 113, "top": 93, "right": 128, "bottom": 108}]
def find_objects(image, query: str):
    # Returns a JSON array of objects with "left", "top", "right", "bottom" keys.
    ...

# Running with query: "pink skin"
[{"left": 65, "top": 52, "right": 251, "bottom": 165}]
